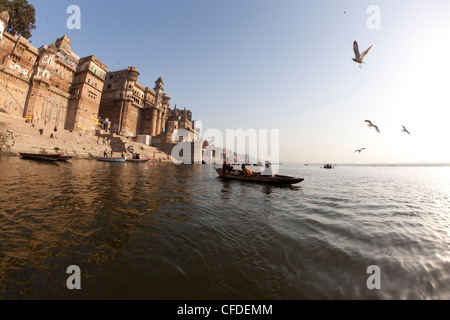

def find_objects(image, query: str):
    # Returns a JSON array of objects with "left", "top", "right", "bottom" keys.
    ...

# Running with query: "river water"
[{"left": 0, "top": 157, "right": 449, "bottom": 300}]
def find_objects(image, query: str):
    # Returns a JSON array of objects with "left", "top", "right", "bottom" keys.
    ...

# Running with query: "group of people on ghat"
[
  {"left": 222, "top": 160, "right": 274, "bottom": 177},
  {"left": 102, "top": 149, "right": 141, "bottom": 159}
]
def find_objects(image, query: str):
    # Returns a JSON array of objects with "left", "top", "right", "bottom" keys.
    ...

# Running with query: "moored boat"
[
  {"left": 215, "top": 168, "right": 303, "bottom": 185},
  {"left": 20, "top": 152, "right": 62, "bottom": 161},
  {"left": 96, "top": 157, "right": 126, "bottom": 163}
]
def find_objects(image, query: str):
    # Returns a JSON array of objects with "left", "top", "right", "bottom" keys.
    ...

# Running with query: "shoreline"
[{"left": 0, "top": 112, "right": 173, "bottom": 162}]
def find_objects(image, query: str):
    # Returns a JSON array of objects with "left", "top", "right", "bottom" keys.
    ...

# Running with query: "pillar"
[
  {"left": 156, "top": 110, "right": 162, "bottom": 136},
  {"left": 150, "top": 108, "right": 158, "bottom": 136}
]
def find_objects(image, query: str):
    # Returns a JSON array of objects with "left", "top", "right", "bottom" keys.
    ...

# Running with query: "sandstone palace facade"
[
  {"left": 98, "top": 67, "right": 197, "bottom": 146},
  {"left": 99, "top": 67, "right": 171, "bottom": 137},
  {"left": 0, "top": 11, "right": 197, "bottom": 148},
  {"left": 0, "top": 20, "right": 107, "bottom": 132}
]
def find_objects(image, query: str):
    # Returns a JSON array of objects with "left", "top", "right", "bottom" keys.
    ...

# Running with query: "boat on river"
[
  {"left": 20, "top": 152, "right": 74, "bottom": 162},
  {"left": 20, "top": 152, "right": 62, "bottom": 161},
  {"left": 215, "top": 168, "right": 304, "bottom": 185},
  {"left": 96, "top": 157, "right": 126, "bottom": 163}
]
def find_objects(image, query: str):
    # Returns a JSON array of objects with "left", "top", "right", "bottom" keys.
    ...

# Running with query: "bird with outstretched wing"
[
  {"left": 365, "top": 120, "right": 380, "bottom": 133},
  {"left": 353, "top": 41, "right": 373, "bottom": 67}
]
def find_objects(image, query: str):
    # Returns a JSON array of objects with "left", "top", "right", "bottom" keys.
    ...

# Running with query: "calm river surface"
[{"left": 0, "top": 157, "right": 449, "bottom": 299}]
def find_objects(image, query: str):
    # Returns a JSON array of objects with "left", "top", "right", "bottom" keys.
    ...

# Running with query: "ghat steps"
[{"left": 0, "top": 112, "right": 170, "bottom": 161}]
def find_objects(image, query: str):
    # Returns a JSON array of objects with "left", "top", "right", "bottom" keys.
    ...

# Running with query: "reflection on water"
[
  {"left": 0, "top": 158, "right": 202, "bottom": 299},
  {"left": 1, "top": 158, "right": 450, "bottom": 299}
]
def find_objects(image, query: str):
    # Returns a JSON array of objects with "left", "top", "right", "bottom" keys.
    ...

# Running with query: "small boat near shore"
[
  {"left": 215, "top": 168, "right": 304, "bottom": 185},
  {"left": 96, "top": 157, "right": 126, "bottom": 163},
  {"left": 20, "top": 152, "right": 62, "bottom": 161},
  {"left": 20, "top": 153, "right": 73, "bottom": 162}
]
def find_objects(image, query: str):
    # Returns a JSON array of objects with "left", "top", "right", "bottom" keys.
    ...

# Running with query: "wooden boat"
[
  {"left": 96, "top": 156, "right": 126, "bottom": 163},
  {"left": 20, "top": 152, "right": 62, "bottom": 161},
  {"left": 125, "top": 157, "right": 150, "bottom": 163},
  {"left": 215, "top": 168, "right": 304, "bottom": 185}
]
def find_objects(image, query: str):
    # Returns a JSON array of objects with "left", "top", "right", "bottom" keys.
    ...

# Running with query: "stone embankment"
[{"left": 0, "top": 112, "right": 172, "bottom": 162}]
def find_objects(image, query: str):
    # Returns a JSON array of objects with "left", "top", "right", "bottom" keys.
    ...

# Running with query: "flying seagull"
[
  {"left": 402, "top": 125, "right": 411, "bottom": 135},
  {"left": 354, "top": 148, "right": 366, "bottom": 153},
  {"left": 353, "top": 41, "right": 373, "bottom": 68},
  {"left": 365, "top": 120, "right": 380, "bottom": 133}
]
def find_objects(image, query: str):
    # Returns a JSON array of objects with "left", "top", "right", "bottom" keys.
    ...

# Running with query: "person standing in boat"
[{"left": 261, "top": 161, "right": 274, "bottom": 177}]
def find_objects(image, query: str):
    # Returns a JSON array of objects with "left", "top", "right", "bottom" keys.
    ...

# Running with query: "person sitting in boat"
[
  {"left": 104, "top": 149, "right": 108, "bottom": 157},
  {"left": 261, "top": 161, "right": 274, "bottom": 177},
  {"left": 226, "top": 162, "right": 233, "bottom": 173},
  {"left": 241, "top": 164, "right": 253, "bottom": 175}
]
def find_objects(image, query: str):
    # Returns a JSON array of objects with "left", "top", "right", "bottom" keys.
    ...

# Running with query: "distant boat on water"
[
  {"left": 322, "top": 164, "right": 334, "bottom": 169},
  {"left": 96, "top": 157, "right": 126, "bottom": 163}
]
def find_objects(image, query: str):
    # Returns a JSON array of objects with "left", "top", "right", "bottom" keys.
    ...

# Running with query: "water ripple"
[{"left": 1, "top": 159, "right": 449, "bottom": 299}]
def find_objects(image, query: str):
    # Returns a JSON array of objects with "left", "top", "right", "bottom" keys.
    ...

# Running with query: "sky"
[{"left": 26, "top": 0, "right": 450, "bottom": 164}]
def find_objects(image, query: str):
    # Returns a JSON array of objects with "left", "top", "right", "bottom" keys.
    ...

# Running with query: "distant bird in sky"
[
  {"left": 365, "top": 120, "right": 380, "bottom": 133},
  {"left": 402, "top": 125, "right": 411, "bottom": 135},
  {"left": 354, "top": 148, "right": 366, "bottom": 153},
  {"left": 352, "top": 41, "right": 373, "bottom": 68}
]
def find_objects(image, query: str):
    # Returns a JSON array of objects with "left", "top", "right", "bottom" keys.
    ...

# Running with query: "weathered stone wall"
[{"left": 0, "top": 70, "right": 29, "bottom": 118}]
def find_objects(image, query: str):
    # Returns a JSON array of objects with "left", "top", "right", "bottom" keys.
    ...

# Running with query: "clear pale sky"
[{"left": 27, "top": 0, "right": 450, "bottom": 164}]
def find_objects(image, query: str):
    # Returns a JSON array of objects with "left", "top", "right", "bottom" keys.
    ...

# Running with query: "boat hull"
[
  {"left": 96, "top": 157, "right": 126, "bottom": 163},
  {"left": 125, "top": 158, "right": 150, "bottom": 163},
  {"left": 20, "top": 153, "right": 62, "bottom": 161},
  {"left": 57, "top": 155, "right": 73, "bottom": 161},
  {"left": 215, "top": 168, "right": 303, "bottom": 185}
]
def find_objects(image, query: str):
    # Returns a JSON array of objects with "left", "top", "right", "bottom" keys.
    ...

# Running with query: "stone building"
[
  {"left": 24, "top": 35, "right": 108, "bottom": 132},
  {"left": 0, "top": 26, "right": 39, "bottom": 119},
  {"left": 98, "top": 67, "right": 171, "bottom": 137},
  {"left": 165, "top": 105, "right": 196, "bottom": 142},
  {"left": 0, "top": 31, "right": 108, "bottom": 132}
]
